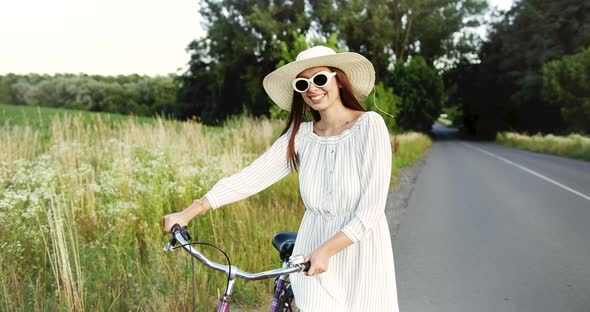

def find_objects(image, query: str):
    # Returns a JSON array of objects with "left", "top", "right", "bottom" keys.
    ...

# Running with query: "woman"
[{"left": 164, "top": 46, "right": 399, "bottom": 311}]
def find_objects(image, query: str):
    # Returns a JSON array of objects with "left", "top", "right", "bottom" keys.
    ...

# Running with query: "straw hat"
[{"left": 263, "top": 46, "right": 375, "bottom": 111}]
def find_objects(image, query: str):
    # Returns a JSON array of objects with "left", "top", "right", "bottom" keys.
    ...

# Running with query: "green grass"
[
  {"left": 390, "top": 132, "right": 432, "bottom": 186},
  {"left": 0, "top": 103, "right": 156, "bottom": 128},
  {"left": 496, "top": 132, "right": 590, "bottom": 161},
  {"left": 0, "top": 105, "right": 431, "bottom": 311}
]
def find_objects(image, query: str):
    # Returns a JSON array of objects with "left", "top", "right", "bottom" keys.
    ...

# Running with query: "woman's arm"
[
  {"left": 164, "top": 197, "right": 212, "bottom": 232},
  {"left": 202, "top": 127, "right": 295, "bottom": 209},
  {"left": 305, "top": 231, "right": 353, "bottom": 276},
  {"left": 340, "top": 113, "right": 392, "bottom": 243},
  {"left": 164, "top": 127, "right": 299, "bottom": 232}
]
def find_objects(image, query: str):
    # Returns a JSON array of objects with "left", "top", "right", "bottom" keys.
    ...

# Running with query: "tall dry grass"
[
  {"left": 0, "top": 113, "right": 308, "bottom": 311},
  {"left": 497, "top": 132, "right": 590, "bottom": 161},
  {"left": 0, "top": 111, "right": 430, "bottom": 311},
  {"left": 390, "top": 132, "right": 432, "bottom": 185}
]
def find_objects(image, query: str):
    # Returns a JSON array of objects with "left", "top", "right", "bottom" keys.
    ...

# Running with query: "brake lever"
[
  {"left": 163, "top": 224, "right": 182, "bottom": 251},
  {"left": 180, "top": 225, "right": 191, "bottom": 241},
  {"left": 163, "top": 238, "right": 176, "bottom": 251}
]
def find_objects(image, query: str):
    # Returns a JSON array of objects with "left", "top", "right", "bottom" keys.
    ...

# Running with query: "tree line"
[
  {"left": 177, "top": 0, "right": 589, "bottom": 135},
  {"left": 446, "top": 0, "right": 589, "bottom": 136},
  {"left": 0, "top": 74, "right": 177, "bottom": 117},
  {"left": 176, "top": 0, "right": 486, "bottom": 132},
  {"left": 2, "top": 0, "right": 588, "bottom": 135}
]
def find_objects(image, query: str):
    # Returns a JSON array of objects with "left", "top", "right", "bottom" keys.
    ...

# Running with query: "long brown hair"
[{"left": 281, "top": 67, "right": 367, "bottom": 171}]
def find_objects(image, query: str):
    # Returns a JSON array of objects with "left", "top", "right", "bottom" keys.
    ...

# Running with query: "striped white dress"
[{"left": 205, "top": 112, "right": 399, "bottom": 311}]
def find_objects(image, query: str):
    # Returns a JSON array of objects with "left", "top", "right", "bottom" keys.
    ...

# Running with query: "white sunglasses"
[{"left": 292, "top": 71, "right": 337, "bottom": 93}]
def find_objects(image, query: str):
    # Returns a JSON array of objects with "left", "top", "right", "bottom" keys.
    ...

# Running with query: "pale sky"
[
  {"left": 0, "top": 0, "right": 204, "bottom": 76},
  {"left": 0, "top": 0, "right": 513, "bottom": 76}
]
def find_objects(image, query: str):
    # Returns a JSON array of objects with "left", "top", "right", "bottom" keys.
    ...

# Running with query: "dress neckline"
[{"left": 308, "top": 112, "right": 371, "bottom": 144}]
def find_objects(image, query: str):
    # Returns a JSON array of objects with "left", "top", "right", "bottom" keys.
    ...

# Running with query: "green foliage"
[
  {"left": 0, "top": 74, "right": 177, "bottom": 117},
  {"left": 542, "top": 48, "right": 590, "bottom": 134},
  {"left": 275, "top": 32, "right": 342, "bottom": 69},
  {"left": 311, "top": 0, "right": 487, "bottom": 79},
  {"left": 457, "top": 0, "right": 590, "bottom": 137},
  {"left": 177, "top": 0, "right": 311, "bottom": 124},
  {"left": 441, "top": 105, "right": 463, "bottom": 127},
  {"left": 179, "top": 0, "right": 487, "bottom": 124},
  {"left": 390, "top": 57, "right": 445, "bottom": 132},
  {"left": 275, "top": 32, "right": 312, "bottom": 68},
  {"left": 269, "top": 104, "right": 289, "bottom": 120},
  {"left": 0, "top": 79, "right": 12, "bottom": 103},
  {"left": 365, "top": 82, "right": 400, "bottom": 132}
]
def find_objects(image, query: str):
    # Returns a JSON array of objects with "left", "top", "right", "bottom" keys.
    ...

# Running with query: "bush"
[
  {"left": 364, "top": 82, "right": 400, "bottom": 132},
  {"left": 497, "top": 132, "right": 590, "bottom": 160},
  {"left": 390, "top": 57, "right": 445, "bottom": 132},
  {"left": 542, "top": 48, "right": 590, "bottom": 134}
]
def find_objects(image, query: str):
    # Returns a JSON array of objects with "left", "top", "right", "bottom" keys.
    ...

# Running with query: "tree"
[
  {"left": 310, "top": 0, "right": 487, "bottom": 80},
  {"left": 179, "top": 0, "right": 488, "bottom": 123},
  {"left": 542, "top": 48, "right": 590, "bottom": 133},
  {"left": 389, "top": 56, "right": 445, "bottom": 132},
  {"left": 177, "top": 0, "right": 311, "bottom": 124},
  {"left": 459, "top": 0, "right": 590, "bottom": 136}
]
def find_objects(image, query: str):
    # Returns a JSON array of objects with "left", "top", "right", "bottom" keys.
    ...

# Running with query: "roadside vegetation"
[
  {"left": 496, "top": 132, "right": 590, "bottom": 161},
  {"left": 0, "top": 105, "right": 430, "bottom": 311}
]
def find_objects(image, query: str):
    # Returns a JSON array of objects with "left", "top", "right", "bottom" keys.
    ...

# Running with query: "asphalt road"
[{"left": 393, "top": 124, "right": 590, "bottom": 312}]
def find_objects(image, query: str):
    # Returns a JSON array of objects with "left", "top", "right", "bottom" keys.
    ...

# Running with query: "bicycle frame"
[
  {"left": 164, "top": 225, "right": 306, "bottom": 311},
  {"left": 269, "top": 262, "right": 295, "bottom": 312}
]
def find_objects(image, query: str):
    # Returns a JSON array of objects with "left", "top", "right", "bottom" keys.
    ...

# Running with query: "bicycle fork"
[{"left": 269, "top": 262, "right": 292, "bottom": 312}]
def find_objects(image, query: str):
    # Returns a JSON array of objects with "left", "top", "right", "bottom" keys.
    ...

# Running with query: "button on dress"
[{"left": 205, "top": 112, "right": 399, "bottom": 311}]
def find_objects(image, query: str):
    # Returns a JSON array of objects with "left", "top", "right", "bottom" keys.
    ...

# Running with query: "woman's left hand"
[{"left": 304, "top": 247, "right": 332, "bottom": 276}]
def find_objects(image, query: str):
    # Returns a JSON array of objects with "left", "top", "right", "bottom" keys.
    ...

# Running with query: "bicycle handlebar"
[{"left": 164, "top": 224, "right": 309, "bottom": 281}]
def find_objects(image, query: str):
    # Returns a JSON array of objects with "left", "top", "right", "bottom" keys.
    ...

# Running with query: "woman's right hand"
[{"left": 163, "top": 198, "right": 212, "bottom": 233}]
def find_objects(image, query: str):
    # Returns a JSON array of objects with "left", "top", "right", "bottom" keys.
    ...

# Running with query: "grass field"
[
  {"left": 0, "top": 104, "right": 431, "bottom": 311},
  {"left": 0, "top": 103, "right": 155, "bottom": 128},
  {"left": 496, "top": 132, "right": 590, "bottom": 161}
]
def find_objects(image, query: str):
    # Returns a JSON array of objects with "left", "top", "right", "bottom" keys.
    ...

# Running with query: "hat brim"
[{"left": 263, "top": 52, "right": 375, "bottom": 111}]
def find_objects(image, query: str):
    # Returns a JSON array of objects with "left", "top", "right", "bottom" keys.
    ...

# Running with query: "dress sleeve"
[
  {"left": 204, "top": 128, "right": 295, "bottom": 209},
  {"left": 341, "top": 113, "right": 392, "bottom": 243}
]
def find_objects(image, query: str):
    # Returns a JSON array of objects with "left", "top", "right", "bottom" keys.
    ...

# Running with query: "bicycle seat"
[{"left": 272, "top": 232, "right": 297, "bottom": 261}]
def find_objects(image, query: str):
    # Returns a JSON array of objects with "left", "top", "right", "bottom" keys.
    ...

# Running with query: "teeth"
[{"left": 310, "top": 94, "right": 325, "bottom": 101}]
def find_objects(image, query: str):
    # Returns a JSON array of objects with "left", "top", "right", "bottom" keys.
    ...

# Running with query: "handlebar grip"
[
  {"left": 171, "top": 223, "right": 182, "bottom": 233},
  {"left": 302, "top": 261, "right": 311, "bottom": 272},
  {"left": 169, "top": 224, "right": 191, "bottom": 243}
]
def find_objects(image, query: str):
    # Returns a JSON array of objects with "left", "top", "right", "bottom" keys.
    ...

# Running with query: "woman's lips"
[{"left": 308, "top": 93, "right": 326, "bottom": 104}]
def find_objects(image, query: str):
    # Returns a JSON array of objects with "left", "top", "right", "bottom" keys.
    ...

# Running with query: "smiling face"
[{"left": 297, "top": 66, "right": 342, "bottom": 112}]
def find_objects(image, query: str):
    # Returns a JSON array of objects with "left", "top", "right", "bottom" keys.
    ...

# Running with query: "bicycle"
[{"left": 164, "top": 224, "right": 310, "bottom": 312}]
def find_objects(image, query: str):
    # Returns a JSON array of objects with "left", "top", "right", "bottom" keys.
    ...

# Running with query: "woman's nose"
[{"left": 308, "top": 82, "right": 321, "bottom": 92}]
